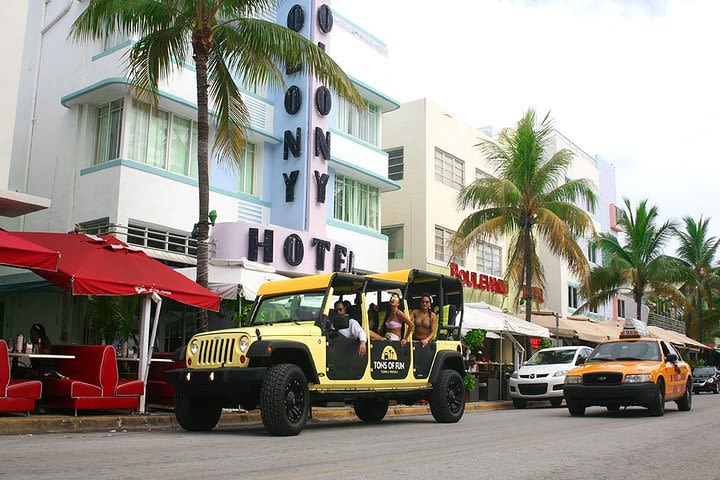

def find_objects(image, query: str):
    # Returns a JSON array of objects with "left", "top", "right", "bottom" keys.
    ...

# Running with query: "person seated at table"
[
  {"left": 14, "top": 323, "right": 54, "bottom": 379},
  {"left": 411, "top": 293, "right": 437, "bottom": 347}
]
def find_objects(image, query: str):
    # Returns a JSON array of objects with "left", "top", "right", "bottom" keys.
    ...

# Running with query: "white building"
[{"left": 5, "top": 0, "right": 398, "bottom": 346}]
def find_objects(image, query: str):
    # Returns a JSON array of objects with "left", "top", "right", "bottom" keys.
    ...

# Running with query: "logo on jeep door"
[
  {"left": 381, "top": 346, "right": 398, "bottom": 361},
  {"left": 370, "top": 342, "right": 410, "bottom": 380}
]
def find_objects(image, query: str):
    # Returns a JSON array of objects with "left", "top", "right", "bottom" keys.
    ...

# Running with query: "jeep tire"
[
  {"left": 260, "top": 364, "right": 309, "bottom": 436},
  {"left": 354, "top": 398, "right": 389, "bottom": 423},
  {"left": 676, "top": 380, "right": 692, "bottom": 411},
  {"left": 429, "top": 369, "right": 465, "bottom": 423},
  {"left": 174, "top": 389, "right": 222, "bottom": 432}
]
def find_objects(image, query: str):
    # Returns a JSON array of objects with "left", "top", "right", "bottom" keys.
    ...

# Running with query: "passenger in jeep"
[
  {"left": 333, "top": 301, "right": 367, "bottom": 356},
  {"left": 367, "top": 303, "right": 384, "bottom": 340}
]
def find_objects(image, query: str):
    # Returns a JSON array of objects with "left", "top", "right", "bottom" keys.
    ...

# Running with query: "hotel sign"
[{"left": 449, "top": 263, "right": 509, "bottom": 295}]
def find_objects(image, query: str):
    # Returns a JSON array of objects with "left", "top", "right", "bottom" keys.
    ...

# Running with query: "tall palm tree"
[
  {"left": 72, "top": 0, "right": 363, "bottom": 331},
  {"left": 673, "top": 216, "right": 720, "bottom": 342},
  {"left": 449, "top": 109, "right": 597, "bottom": 323},
  {"left": 581, "top": 199, "right": 686, "bottom": 321}
]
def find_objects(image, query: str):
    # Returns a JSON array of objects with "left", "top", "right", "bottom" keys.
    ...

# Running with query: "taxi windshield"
[
  {"left": 252, "top": 291, "right": 325, "bottom": 325},
  {"left": 587, "top": 341, "right": 661, "bottom": 362},
  {"left": 525, "top": 350, "right": 576, "bottom": 365}
]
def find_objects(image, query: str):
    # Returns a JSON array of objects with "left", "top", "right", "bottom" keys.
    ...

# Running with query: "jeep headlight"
[
  {"left": 565, "top": 375, "right": 582, "bottom": 384},
  {"left": 190, "top": 339, "right": 199, "bottom": 355},
  {"left": 553, "top": 370, "right": 569, "bottom": 377},
  {"left": 511, "top": 371, "right": 518, "bottom": 379},
  {"left": 624, "top": 373, "right": 653, "bottom": 383},
  {"left": 239, "top": 335, "right": 250, "bottom": 353}
]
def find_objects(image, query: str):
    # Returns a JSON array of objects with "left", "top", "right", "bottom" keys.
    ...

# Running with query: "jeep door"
[{"left": 325, "top": 274, "right": 369, "bottom": 381}]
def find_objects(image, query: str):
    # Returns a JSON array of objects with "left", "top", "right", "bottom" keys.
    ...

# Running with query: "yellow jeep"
[{"left": 167, "top": 269, "right": 466, "bottom": 436}]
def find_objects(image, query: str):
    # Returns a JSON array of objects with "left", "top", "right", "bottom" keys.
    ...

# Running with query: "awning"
[
  {"left": 0, "top": 189, "right": 51, "bottom": 217},
  {"left": 464, "top": 302, "right": 549, "bottom": 338},
  {"left": 175, "top": 258, "right": 287, "bottom": 301},
  {"left": 525, "top": 312, "right": 576, "bottom": 338},
  {"left": 0, "top": 230, "right": 59, "bottom": 271},
  {"left": 647, "top": 325, "right": 709, "bottom": 350},
  {"left": 11, "top": 232, "right": 219, "bottom": 310},
  {"left": 566, "top": 315, "right": 621, "bottom": 343}
]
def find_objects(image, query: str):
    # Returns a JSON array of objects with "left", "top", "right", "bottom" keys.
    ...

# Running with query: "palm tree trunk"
[
  {"left": 192, "top": 25, "right": 211, "bottom": 333},
  {"left": 635, "top": 291, "right": 642, "bottom": 321},
  {"left": 697, "top": 287, "right": 704, "bottom": 343},
  {"left": 523, "top": 225, "right": 532, "bottom": 324}
]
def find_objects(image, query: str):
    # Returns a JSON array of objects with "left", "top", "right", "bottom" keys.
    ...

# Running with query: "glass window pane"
[
  {"left": 95, "top": 105, "right": 110, "bottom": 165},
  {"left": 147, "top": 109, "right": 168, "bottom": 168},
  {"left": 169, "top": 116, "right": 191, "bottom": 175},
  {"left": 128, "top": 100, "right": 150, "bottom": 163},
  {"left": 239, "top": 143, "right": 255, "bottom": 194}
]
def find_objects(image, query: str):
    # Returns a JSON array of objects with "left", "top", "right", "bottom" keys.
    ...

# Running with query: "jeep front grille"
[{"left": 197, "top": 337, "right": 236, "bottom": 366}]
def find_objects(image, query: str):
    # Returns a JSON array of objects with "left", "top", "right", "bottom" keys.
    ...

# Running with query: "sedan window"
[{"left": 525, "top": 350, "right": 576, "bottom": 365}]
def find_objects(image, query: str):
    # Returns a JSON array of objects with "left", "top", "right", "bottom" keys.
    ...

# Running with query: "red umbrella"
[
  {"left": 0, "top": 229, "right": 59, "bottom": 271},
  {"left": 11, "top": 232, "right": 219, "bottom": 311}
]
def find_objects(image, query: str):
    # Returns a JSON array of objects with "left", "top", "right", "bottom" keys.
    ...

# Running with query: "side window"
[
  {"left": 659, "top": 341, "right": 671, "bottom": 358},
  {"left": 667, "top": 343, "right": 682, "bottom": 361}
]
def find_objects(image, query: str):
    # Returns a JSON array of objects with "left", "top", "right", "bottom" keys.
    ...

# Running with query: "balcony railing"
[
  {"left": 78, "top": 222, "right": 197, "bottom": 257},
  {"left": 647, "top": 313, "right": 686, "bottom": 334}
]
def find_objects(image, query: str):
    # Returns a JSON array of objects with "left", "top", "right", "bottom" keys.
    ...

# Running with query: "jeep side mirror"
[
  {"left": 666, "top": 353, "right": 678, "bottom": 364},
  {"left": 575, "top": 356, "right": 586, "bottom": 366}
]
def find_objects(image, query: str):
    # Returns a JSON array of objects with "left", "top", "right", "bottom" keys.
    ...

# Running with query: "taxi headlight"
[
  {"left": 190, "top": 339, "right": 199, "bottom": 355},
  {"left": 624, "top": 373, "right": 653, "bottom": 383},
  {"left": 565, "top": 375, "right": 582, "bottom": 384},
  {"left": 510, "top": 371, "right": 518, "bottom": 379},
  {"left": 553, "top": 370, "right": 569, "bottom": 377},
  {"left": 239, "top": 335, "right": 250, "bottom": 353}
]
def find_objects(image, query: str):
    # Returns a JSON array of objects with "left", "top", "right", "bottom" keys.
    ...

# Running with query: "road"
[{"left": 2, "top": 394, "right": 719, "bottom": 480}]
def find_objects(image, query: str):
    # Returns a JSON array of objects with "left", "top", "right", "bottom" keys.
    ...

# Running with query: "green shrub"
[
  {"left": 463, "top": 329, "right": 486, "bottom": 354},
  {"left": 539, "top": 338, "right": 553, "bottom": 349},
  {"left": 463, "top": 372, "right": 477, "bottom": 392}
]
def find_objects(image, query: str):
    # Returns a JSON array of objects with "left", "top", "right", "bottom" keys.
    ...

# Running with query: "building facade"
[{"left": 5, "top": 0, "right": 398, "bottom": 346}]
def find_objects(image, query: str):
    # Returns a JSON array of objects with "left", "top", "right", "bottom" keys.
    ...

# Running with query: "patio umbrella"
[
  {"left": 0, "top": 229, "right": 59, "bottom": 271},
  {"left": 11, "top": 232, "right": 220, "bottom": 412}
]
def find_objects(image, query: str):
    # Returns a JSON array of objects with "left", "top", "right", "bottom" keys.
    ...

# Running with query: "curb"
[{"left": 0, "top": 401, "right": 512, "bottom": 436}]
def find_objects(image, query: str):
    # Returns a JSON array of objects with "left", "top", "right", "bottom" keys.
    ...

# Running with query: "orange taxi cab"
[{"left": 563, "top": 319, "right": 692, "bottom": 417}]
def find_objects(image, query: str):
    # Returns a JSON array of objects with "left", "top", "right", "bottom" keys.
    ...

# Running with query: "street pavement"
[{"left": 1, "top": 394, "right": 719, "bottom": 480}]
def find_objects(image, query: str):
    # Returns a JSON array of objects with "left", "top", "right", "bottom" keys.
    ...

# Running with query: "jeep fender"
[
  {"left": 428, "top": 351, "right": 465, "bottom": 384},
  {"left": 247, "top": 340, "right": 319, "bottom": 383}
]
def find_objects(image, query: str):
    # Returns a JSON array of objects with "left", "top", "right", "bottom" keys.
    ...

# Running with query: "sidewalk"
[{"left": 0, "top": 401, "right": 511, "bottom": 436}]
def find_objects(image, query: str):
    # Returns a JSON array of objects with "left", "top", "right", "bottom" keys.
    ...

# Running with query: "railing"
[
  {"left": 78, "top": 222, "right": 197, "bottom": 257},
  {"left": 647, "top": 313, "right": 686, "bottom": 334}
]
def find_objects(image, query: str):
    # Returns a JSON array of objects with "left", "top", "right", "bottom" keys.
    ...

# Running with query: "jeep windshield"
[
  {"left": 251, "top": 291, "right": 325, "bottom": 325},
  {"left": 525, "top": 350, "right": 576, "bottom": 365},
  {"left": 587, "top": 341, "right": 661, "bottom": 362}
]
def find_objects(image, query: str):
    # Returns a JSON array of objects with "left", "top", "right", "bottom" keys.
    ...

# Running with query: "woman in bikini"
[
  {"left": 411, "top": 293, "right": 437, "bottom": 347},
  {"left": 385, "top": 293, "right": 413, "bottom": 344}
]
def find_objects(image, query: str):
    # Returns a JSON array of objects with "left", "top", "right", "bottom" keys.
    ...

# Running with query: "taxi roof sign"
[{"left": 620, "top": 318, "right": 649, "bottom": 338}]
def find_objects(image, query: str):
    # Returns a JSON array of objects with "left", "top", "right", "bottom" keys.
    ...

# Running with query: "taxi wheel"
[
  {"left": 512, "top": 398, "right": 527, "bottom": 409},
  {"left": 260, "top": 364, "right": 309, "bottom": 436},
  {"left": 430, "top": 369, "right": 465, "bottom": 423},
  {"left": 676, "top": 381, "right": 692, "bottom": 411},
  {"left": 567, "top": 400, "right": 585, "bottom": 417},
  {"left": 174, "top": 389, "right": 222, "bottom": 432},
  {"left": 354, "top": 398, "right": 389, "bottom": 423},
  {"left": 648, "top": 379, "right": 665, "bottom": 417}
]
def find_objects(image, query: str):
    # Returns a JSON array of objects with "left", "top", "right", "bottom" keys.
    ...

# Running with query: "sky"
[{"left": 332, "top": 0, "right": 720, "bottom": 245}]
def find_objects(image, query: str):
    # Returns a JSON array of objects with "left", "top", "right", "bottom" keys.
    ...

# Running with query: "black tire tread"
[
  {"left": 648, "top": 379, "right": 665, "bottom": 416},
  {"left": 174, "top": 389, "right": 222, "bottom": 432},
  {"left": 354, "top": 398, "right": 389, "bottom": 423},
  {"left": 429, "top": 369, "right": 465, "bottom": 423},
  {"left": 676, "top": 380, "right": 692, "bottom": 411},
  {"left": 259, "top": 363, "right": 309, "bottom": 436}
]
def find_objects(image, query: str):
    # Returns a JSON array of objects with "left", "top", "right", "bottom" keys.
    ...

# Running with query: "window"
[
  {"left": 336, "top": 97, "right": 380, "bottom": 146},
  {"left": 587, "top": 242, "right": 597, "bottom": 264},
  {"left": 568, "top": 285, "right": 578, "bottom": 309},
  {"left": 618, "top": 298, "right": 626, "bottom": 318},
  {"left": 334, "top": 174, "right": 379, "bottom": 230},
  {"left": 386, "top": 147, "right": 404, "bottom": 181},
  {"left": 94, "top": 100, "right": 124, "bottom": 165},
  {"left": 589, "top": 303, "right": 598, "bottom": 314},
  {"left": 434, "top": 148, "right": 464, "bottom": 190},
  {"left": 475, "top": 168, "right": 491, "bottom": 181},
  {"left": 126, "top": 99, "right": 200, "bottom": 179},
  {"left": 476, "top": 241, "right": 502, "bottom": 277},
  {"left": 435, "top": 226, "right": 465, "bottom": 265},
  {"left": 585, "top": 196, "right": 596, "bottom": 214},
  {"left": 237, "top": 143, "right": 255, "bottom": 194},
  {"left": 382, "top": 225, "right": 403, "bottom": 260}
]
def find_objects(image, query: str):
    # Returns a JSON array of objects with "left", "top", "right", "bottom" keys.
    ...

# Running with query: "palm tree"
[
  {"left": 581, "top": 198, "right": 686, "bottom": 321},
  {"left": 72, "top": 1, "right": 363, "bottom": 331},
  {"left": 673, "top": 216, "right": 720, "bottom": 342},
  {"left": 449, "top": 109, "right": 597, "bottom": 323}
]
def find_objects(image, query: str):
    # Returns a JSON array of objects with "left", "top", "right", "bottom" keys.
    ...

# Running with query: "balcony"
[{"left": 647, "top": 313, "right": 686, "bottom": 334}]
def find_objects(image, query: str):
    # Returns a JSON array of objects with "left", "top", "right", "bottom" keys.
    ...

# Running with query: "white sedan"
[{"left": 509, "top": 346, "right": 594, "bottom": 408}]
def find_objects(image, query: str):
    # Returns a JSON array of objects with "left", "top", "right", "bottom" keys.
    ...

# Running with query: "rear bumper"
[
  {"left": 166, "top": 367, "right": 266, "bottom": 394},
  {"left": 563, "top": 382, "right": 656, "bottom": 407}
]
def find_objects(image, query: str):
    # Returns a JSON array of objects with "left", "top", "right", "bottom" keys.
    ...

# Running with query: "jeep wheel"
[
  {"left": 647, "top": 379, "right": 665, "bottom": 417},
  {"left": 676, "top": 380, "right": 692, "bottom": 411},
  {"left": 260, "top": 364, "right": 309, "bottom": 436},
  {"left": 567, "top": 400, "right": 585, "bottom": 417},
  {"left": 429, "top": 369, "right": 465, "bottom": 423},
  {"left": 549, "top": 398, "right": 563, "bottom": 408},
  {"left": 512, "top": 398, "right": 527, "bottom": 409},
  {"left": 174, "top": 389, "right": 222, "bottom": 432},
  {"left": 354, "top": 398, "right": 389, "bottom": 423}
]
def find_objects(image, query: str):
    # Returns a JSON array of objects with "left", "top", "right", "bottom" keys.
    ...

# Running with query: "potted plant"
[
  {"left": 539, "top": 337, "right": 553, "bottom": 349},
  {"left": 463, "top": 372, "right": 479, "bottom": 402},
  {"left": 87, "top": 296, "right": 139, "bottom": 355},
  {"left": 463, "top": 329, "right": 486, "bottom": 356}
]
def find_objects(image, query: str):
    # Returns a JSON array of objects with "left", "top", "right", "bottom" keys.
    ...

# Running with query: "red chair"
[{"left": 0, "top": 341, "right": 42, "bottom": 414}]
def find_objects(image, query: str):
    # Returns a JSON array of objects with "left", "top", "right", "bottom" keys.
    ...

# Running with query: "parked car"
[
  {"left": 692, "top": 366, "right": 719, "bottom": 394},
  {"left": 509, "top": 346, "right": 593, "bottom": 408}
]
